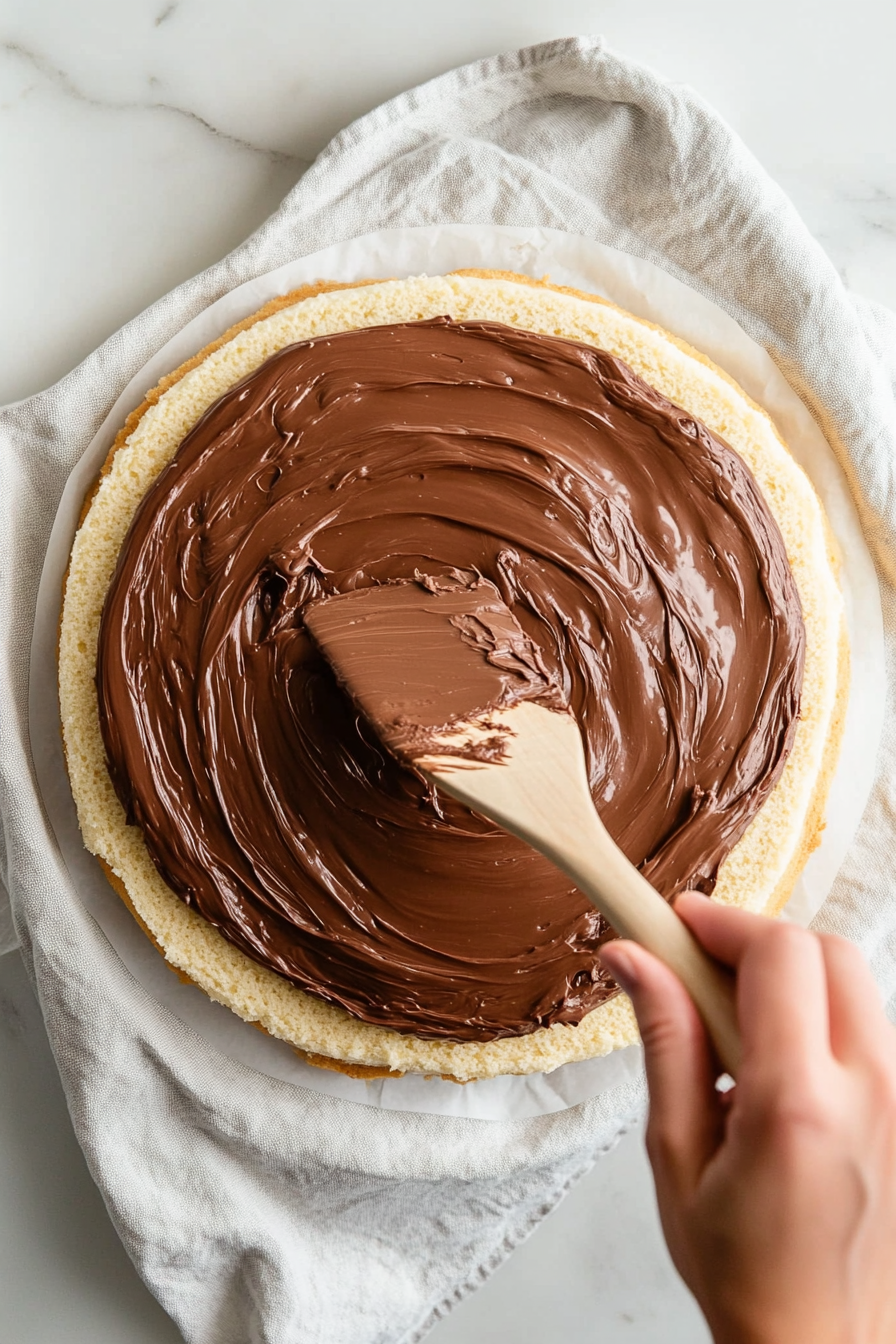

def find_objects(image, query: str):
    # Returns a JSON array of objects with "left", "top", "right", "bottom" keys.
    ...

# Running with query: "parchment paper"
[{"left": 29, "top": 224, "right": 886, "bottom": 1120}]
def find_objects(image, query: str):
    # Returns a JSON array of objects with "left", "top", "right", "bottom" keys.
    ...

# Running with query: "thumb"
[{"left": 601, "top": 940, "right": 722, "bottom": 1196}]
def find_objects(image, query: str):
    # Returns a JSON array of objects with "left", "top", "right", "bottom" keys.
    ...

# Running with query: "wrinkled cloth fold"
[{"left": 1, "top": 35, "right": 895, "bottom": 1344}]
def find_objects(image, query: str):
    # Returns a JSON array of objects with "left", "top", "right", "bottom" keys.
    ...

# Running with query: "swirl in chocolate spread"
[{"left": 96, "top": 317, "right": 805, "bottom": 1041}]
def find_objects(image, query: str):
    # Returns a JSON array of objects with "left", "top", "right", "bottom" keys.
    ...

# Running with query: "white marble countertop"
[{"left": 2, "top": 2, "right": 894, "bottom": 1340}]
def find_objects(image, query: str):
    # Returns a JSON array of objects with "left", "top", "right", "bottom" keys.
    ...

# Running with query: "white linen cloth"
[{"left": 1, "top": 35, "right": 895, "bottom": 1344}]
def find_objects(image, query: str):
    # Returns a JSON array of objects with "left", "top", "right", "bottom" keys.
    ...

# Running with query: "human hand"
[{"left": 599, "top": 893, "right": 896, "bottom": 1344}]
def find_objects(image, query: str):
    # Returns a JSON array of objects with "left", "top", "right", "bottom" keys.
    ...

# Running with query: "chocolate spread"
[{"left": 96, "top": 317, "right": 805, "bottom": 1041}]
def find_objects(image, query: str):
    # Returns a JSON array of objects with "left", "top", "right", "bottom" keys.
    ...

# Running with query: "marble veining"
[{"left": 3, "top": 39, "right": 307, "bottom": 167}]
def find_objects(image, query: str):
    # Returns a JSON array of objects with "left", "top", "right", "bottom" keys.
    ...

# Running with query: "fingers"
[
  {"left": 672, "top": 890, "right": 767, "bottom": 967},
  {"left": 738, "top": 922, "right": 831, "bottom": 1084},
  {"left": 601, "top": 940, "right": 723, "bottom": 1195},
  {"left": 675, "top": 892, "right": 830, "bottom": 1084},
  {"left": 818, "top": 933, "right": 893, "bottom": 1064}
]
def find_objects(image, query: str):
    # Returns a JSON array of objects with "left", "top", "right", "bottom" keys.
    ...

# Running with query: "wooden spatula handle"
[
  {"left": 429, "top": 762, "right": 741, "bottom": 1075},
  {"left": 422, "top": 706, "right": 742, "bottom": 1076},
  {"left": 566, "top": 820, "right": 741, "bottom": 1076}
]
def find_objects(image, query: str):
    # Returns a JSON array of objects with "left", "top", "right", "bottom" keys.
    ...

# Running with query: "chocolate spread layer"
[{"left": 96, "top": 316, "right": 805, "bottom": 1041}]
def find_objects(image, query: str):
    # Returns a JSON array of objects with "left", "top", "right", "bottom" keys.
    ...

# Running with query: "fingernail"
[{"left": 601, "top": 947, "right": 639, "bottom": 994}]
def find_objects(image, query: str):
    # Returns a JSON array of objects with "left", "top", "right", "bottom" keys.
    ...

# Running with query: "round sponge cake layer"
[{"left": 59, "top": 272, "right": 847, "bottom": 1081}]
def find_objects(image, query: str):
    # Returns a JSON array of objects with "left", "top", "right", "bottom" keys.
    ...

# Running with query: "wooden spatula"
[{"left": 305, "top": 578, "right": 741, "bottom": 1075}]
